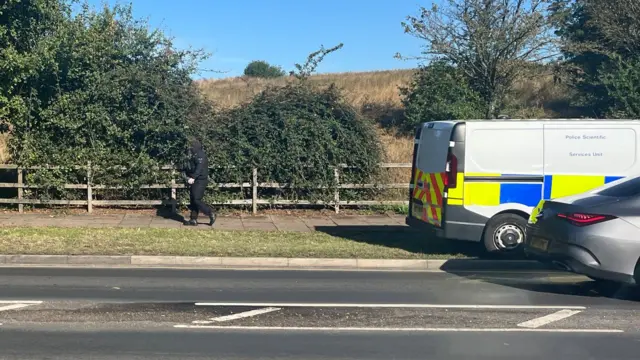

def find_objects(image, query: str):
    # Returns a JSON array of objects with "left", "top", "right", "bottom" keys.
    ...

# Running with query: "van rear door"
[{"left": 409, "top": 121, "right": 457, "bottom": 228}]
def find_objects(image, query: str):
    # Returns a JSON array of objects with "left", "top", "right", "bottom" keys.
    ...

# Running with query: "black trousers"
[{"left": 189, "top": 179, "right": 213, "bottom": 221}]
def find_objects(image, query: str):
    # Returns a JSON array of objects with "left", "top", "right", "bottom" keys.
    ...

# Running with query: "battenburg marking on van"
[
  {"left": 412, "top": 169, "right": 446, "bottom": 226},
  {"left": 446, "top": 173, "right": 465, "bottom": 205},
  {"left": 543, "top": 175, "right": 624, "bottom": 199},
  {"left": 462, "top": 173, "right": 625, "bottom": 207}
]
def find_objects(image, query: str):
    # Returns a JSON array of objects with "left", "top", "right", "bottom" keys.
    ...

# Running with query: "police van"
[{"left": 406, "top": 119, "right": 639, "bottom": 254}]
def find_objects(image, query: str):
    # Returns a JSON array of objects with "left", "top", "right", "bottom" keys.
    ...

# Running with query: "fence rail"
[{"left": 0, "top": 163, "right": 412, "bottom": 214}]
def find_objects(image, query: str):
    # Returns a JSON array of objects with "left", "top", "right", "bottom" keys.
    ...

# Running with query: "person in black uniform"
[{"left": 182, "top": 138, "right": 216, "bottom": 226}]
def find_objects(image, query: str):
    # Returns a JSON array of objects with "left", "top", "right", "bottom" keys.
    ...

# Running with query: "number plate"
[{"left": 530, "top": 237, "right": 549, "bottom": 251}]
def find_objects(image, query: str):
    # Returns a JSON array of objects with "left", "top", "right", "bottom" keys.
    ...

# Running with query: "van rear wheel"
[{"left": 483, "top": 213, "right": 527, "bottom": 254}]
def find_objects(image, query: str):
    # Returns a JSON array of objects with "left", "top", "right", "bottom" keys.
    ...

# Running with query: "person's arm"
[
  {"left": 178, "top": 158, "right": 190, "bottom": 182},
  {"left": 191, "top": 150, "right": 205, "bottom": 179}
]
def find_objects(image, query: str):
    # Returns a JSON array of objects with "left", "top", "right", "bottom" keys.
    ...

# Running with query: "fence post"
[
  {"left": 17, "top": 167, "right": 23, "bottom": 214},
  {"left": 334, "top": 167, "right": 340, "bottom": 214},
  {"left": 252, "top": 167, "right": 258, "bottom": 215},
  {"left": 86, "top": 161, "right": 92, "bottom": 213},
  {"left": 170, "top": 168, "right": 177, "bottom": 213}
]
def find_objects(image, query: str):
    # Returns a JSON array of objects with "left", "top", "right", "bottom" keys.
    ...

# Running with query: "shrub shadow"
[
  {"left": 314, "top": 225, "right": 486, "bottom": 258},
  {"left": 155, "top": 206, "right": 186, "bottom": 223},
  {"left": 361, "top": 103, "right": 409, "bottom": 133}
]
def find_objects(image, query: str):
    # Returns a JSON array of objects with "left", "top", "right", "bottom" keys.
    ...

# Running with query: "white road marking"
[
  {"left": 0, "top": 300, "right": 43, "bottom": 326},
  {"left": 0, "top": 304, "right": 34, "bottom": 312},
  {"left": 192, "top": 307, "right": 281, "bottom": 325},
  {"left": 0, "top": 301, "right": 42, "bottom": 305},
  {"left": 195, "top": 302, "right": 586, "bottom": 310},
  {"left": 517, "top": 309, "right": 582, "bottom": 329},
  {"left": 0, "top": 300, "right": 42, "bottom": 313},
  {"left": 173, "top": 325, "right": 622, "bottom": 333}
]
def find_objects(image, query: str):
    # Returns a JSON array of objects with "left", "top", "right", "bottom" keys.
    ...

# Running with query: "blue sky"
[{"left": 86, "top": 0, "right": 427, "bottom": 79}]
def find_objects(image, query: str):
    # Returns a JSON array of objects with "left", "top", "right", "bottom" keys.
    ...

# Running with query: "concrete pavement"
[{"left": 0, "top": 212, "right": 408, "bottom": 231}]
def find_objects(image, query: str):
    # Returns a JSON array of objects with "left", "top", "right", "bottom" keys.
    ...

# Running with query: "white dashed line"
[
  {"left": 517, "top": 309, "right": 583, "bottom": 329},
  {"left": 0, "top": 304, "right": 35, "bottom": 312},
  {"left": 0, "top": 301, "right": 42, "bottom": 323},
  {"left": 174, "top": 325, "right": 623, "bottom": 333},
  {"left": 0, "top": 301, "right": 42, "bottom": 305},
  {"left": 0, "top": 300, "right": 42, "bottom": 313},
  {"left": 194, "top": 302, "right": 586, "bottom": 310},
  {"left": 192, "top": 307, "right": 281, "bottom": 325}
]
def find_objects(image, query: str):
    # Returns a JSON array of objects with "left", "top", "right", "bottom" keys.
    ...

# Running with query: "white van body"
[{"left": 406, "top": 119, "right": 640, "bottom": 253}]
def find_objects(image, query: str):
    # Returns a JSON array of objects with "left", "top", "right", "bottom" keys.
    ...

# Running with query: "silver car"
[{"left": 524, "top": 174, "right": 640, "bottom": 285}]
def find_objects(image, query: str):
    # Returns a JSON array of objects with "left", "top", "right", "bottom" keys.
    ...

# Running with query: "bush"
[
  {"left": 0, "top": 0, "right": 69, "bottom": 134},
  {"left": 2, "top": 2, "right": 208, "bottom": 201},
  {"left": 194, "top": 81, "right": 384, "bottom": 204},
  {"left": 399, "top": 61, "right": 485, "bottom": 132},
  {"left": 243, "top": 60, "right": 286, "bottom": 78}
]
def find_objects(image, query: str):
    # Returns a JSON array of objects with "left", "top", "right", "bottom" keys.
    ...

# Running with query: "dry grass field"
[
  {"left": 197, "top": 68, "right": 567, "bottom": 166},
  {"left": 197, "top": 69, "right": 418, "bottom": 165},
  {"left": 198, "top": 69, "right": 415, "bottom": 110}
]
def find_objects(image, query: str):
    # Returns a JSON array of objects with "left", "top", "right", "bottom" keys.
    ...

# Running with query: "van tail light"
[
  {"left": 444, "top": 153, "right": 458, "bottom": 188},
  {"left": 556, "top": 213, "right": 616, "bottom": 227}
]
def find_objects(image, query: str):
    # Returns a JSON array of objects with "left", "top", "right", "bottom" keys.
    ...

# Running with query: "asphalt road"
[
  {"left": 0, "top": 266, "right": 639, "bottom": 359},
  {"left": 0, "top": 328, "right": 638, "bottom": 360},
  {"left": 1, "top": 267, "right": 639, "bottom": 306}
]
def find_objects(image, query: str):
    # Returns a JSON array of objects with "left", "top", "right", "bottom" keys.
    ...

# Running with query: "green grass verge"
[{"left": 0, "top": 227, "right": 481, "bottom": 259}]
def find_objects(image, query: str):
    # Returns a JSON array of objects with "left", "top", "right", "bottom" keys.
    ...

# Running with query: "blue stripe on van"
[
  {"left": 543, "top": 175, "right": 553, "bottom": 199},
  {"left": 499, "top": 183, "right": 543, "bottom": 207},
  {"left": 605, "top": 176, "right": 624, "bottom": 183}
]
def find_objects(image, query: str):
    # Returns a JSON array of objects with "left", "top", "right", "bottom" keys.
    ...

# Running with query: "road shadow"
[
  {"left": 314, "top": 225, "right": 487, "bottom": 258},
  {"left": 440, "top": 259, "right": 640, "bottom": 301},
  {"left": 500, "top": 275, "right": 640, "bottom": 301}
]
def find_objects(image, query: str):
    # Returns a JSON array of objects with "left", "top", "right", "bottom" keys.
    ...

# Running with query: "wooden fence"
[{"left": 0, "top": 163, "right": 411, "bottom": 214}]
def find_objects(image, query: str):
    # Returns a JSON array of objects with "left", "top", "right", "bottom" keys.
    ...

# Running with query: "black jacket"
[{"left": 183, "top": 140, "right": 209, "bottom": 182}]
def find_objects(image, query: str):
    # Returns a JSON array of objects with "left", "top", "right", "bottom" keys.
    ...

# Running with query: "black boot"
[
  {"left": 184, "top": 219, "right": 198, "bottom": 226},
  {"left": 209, "top": 213, "right": 216, "bottom": 226}
]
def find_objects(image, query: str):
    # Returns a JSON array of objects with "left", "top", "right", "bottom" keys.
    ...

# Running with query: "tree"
[
  {"left": 598, "top": 56, "right": 640, "bottom": 118},
  {"left": 292, "top": 43, "right": 344, "bottom": 80},
  {"left": 585, "top": 0, "right": 640, "bottom": 55},
  {"left": 399, "top": 0, "right": 558, "bottom": 119},
  {"left": 552, "top": 0, "right": 640, "bottom": 117},
  {"left": 243, "top": 60, "right": 285, "bottom": 78},
  {"left": 399, "top": 61, "right": 485, "bottom": 130}
]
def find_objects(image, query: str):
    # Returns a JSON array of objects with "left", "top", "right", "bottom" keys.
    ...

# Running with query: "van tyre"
[{"left": 483, "top": 213, "right": 527, "bottom": 255}]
